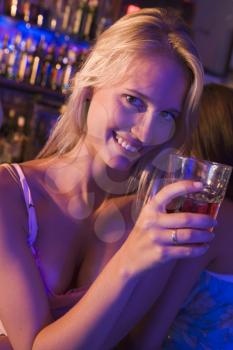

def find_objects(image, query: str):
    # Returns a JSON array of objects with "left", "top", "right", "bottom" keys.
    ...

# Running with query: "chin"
[{"left": 107, "top": 155, "right": 133, "bottom": 172}]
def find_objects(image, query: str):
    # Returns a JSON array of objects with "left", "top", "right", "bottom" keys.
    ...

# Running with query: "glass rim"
[{"left": 170, "top": 153, "right": 233, "bottom": 171}]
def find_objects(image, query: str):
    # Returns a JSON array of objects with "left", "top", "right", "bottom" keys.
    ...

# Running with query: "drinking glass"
[{"left": 165, "top": 154, "right": 232, "bottom": 219}]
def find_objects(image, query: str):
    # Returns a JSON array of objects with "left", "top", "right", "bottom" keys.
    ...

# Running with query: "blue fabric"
[{"left": 163, "top": 271, "right": 233, "bottom": 349}]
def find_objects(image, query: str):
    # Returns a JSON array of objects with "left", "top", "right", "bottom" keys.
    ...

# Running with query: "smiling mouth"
[{"left": 112, "top": 131, "right": 143, "bottom": 154}]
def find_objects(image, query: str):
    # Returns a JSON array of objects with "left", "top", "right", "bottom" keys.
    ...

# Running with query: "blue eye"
[
  {"left": 125, "top": 95, "right": 146, "bottom": 112},
  {"left": 159, "top": 111, "right": 177, "bottom": 121}
]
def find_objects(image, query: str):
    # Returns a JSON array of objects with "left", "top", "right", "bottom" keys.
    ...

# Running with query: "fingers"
[
  {"left": 162, "top": 243, "right": 210, "bottom": 260},
  {"left": 152, "top": 180, "right": 203, "bottom": 211},
  {"left": 144, "top": 180, "right": 217, "bottom": 230},
  {"left": 150, "top": 228, "right": 214, "bottom": 262},
  {"left": 153, "top": 228, "right": 215, "bottom": 245},
  {"left": 156, "top": 211, "right": 217, "bottom": 230}
]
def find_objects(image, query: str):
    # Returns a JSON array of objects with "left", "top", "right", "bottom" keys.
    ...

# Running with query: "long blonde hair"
[{"left": 38, "top": 7, "right": 204, "bottom": 208}]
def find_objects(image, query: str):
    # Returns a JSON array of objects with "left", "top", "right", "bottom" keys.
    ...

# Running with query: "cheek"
[
  {"left": 86, "top": 99, "right": 111, "bottom": 138},
  {"left": 150, "top": 119, "right": 176, "bottom": 146},
  {"left": 87, "top": 96, "right": 127, "bottom": 132},
  {"left": 114, "top": 106, "right": 133, "bottom": 128}
]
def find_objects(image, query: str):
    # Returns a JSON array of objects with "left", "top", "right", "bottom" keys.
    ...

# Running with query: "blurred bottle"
[
  {"left": 5, "top": 0, "right": 21, "bottom": 18},
  {"left": 50, "top": 44, "right": 67, "bottom": 90},
  {"left": 0, "top": 34, "right": 10, "bottom": 76},
  {"left": 17, "top": 37, "right": 35, "bottom": 82},
  {"left": 49, "top": 0, "right": 63, "bottom": 31},
  {"left": 71, "top": 0, "right": 87, "bottom": 36},
  {"left": 29, "top": 36, "right": 46, "bottom": 85},
  {"left": 36, "top": 0, "right": 50, "bottom": 27},
  {"left": 6, "top": 33, "right": 22, "bottom": 80},
  {"left": 7, "top": 108, "right": 17, "bottom": 132},
  {"left": 61, "top": 47, "right": 77, "bottom": 93},
  {"left": 0, "top": 129, "right": 12, "bottom": 163},
  {"left": 61, "top": 0, "right": 72, "bottom": 32},
  {"left": 83, "top": 0, "right": 98, "bottom": 40},
  {"left": 21, "top": 0, "right": 31, "bottom": 22},
  {"left": 40, "top": 43, "right": 55, "bottom": 88},
  {"left": 11, "top": 114, "right": 27, "bottom": 162},
  {"left": 0, "top": 108, "right": 22, "bottom": 163}
]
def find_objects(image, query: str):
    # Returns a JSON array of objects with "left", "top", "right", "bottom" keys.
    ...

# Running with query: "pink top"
[{"left": 0, "top": 163, "right": 88, "bottom": 335}]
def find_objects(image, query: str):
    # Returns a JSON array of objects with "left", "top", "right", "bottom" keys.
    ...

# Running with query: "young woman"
[
  {"left": 0, "top": 8, "right": 215, "bottom": 350},
  {"left": 133, "top": 84, "right": 233, "bottom": 349}
]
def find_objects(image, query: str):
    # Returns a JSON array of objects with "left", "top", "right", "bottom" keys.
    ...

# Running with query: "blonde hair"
[{"left": 38, "top": 7, "right": 204, "bottom": 208}]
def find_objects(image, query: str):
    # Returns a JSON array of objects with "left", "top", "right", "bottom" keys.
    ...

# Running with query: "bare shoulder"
[
  {"left": 0, "top": 164, "right": 28, "bottom": 231},
  {"left": 0, "top": 164, "right": 52, "bottom": 349},
  {"left": 0, "top": 164, "right": 23, "bottom": 207}
]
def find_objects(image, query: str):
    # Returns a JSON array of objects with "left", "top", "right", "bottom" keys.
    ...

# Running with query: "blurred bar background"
[{"left": 0, "top": 0, "right": 232, "bottom": 164}]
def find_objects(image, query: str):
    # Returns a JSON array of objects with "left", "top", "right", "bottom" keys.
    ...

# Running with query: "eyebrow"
[{"left": 125, "top": 88, "right": 181, "bottom": 115}]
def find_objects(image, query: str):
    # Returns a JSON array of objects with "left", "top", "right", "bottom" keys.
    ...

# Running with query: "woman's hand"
[{"left": 120, "top": 180, "right": 216, "bottom": 276}]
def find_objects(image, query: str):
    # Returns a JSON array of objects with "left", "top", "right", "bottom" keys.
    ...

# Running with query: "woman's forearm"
[
  {"left": 33, "top": 245, "right": 176, "bottom": 350},
  {"left": 103, "top": 262, "right": 176, "bottom": 349},
  {"left": 32, "top": 249, "right": 141, "bottom": 350}
]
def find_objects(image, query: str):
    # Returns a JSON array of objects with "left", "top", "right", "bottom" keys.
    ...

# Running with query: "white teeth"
[
  {"left": 125, "top": 144, "right": 137, "bottom": 152},
  {"left": 114, "top": 133, "right": 138, "bottom": 153}
]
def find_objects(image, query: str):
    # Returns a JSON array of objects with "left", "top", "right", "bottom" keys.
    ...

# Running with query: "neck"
[{"left": 45, "top": 142, "right": 132, "bottom": 207}]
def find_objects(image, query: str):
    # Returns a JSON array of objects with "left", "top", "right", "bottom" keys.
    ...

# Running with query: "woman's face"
[{"left": 85, "top": 54, "right": 188, "bottom": 173}]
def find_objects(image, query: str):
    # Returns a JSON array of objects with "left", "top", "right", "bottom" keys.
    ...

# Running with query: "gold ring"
[{"left": 171, "top": 229, "right": 178, "bottom": 244}]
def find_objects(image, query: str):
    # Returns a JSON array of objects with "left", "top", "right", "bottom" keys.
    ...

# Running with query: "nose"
[{"left": 130, "top": 113, "right": 154, "bottom": 144}]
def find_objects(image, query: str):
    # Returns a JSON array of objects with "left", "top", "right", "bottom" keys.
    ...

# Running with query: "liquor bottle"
[
  {"left": 0, "top": 34, "right": 10, "bottom": 76},
  {"left": 49, "top": 0, "right": 63, "bottom": 31},
  {"left": 1, "top": 109, "right": 17, "bottom": 157},
  {"left": 11, "top": 115, "right": 27, "bottom": 162},
  {"left": 5, "top": 0, "right": 20, "bottom": 18},
  {"left": 71, "top": 0, "right": 87, "bottom": 35},
  {"left": 6, "top": 33, "right": 22, "bottom": 80},
  {"left": 17, "top": 38, "right": 35, "bottom": 82},
  {"left": 61, "top": 48, "right": 76, "bottom": 93},
  {"left": 40, "top": 43, "right": 55, "bottom": 88},
  {"left": 83, "top": 0, "right": 98, "bottom": 40},
  {"left": 74, "top": 0, "right": 89, "bottom": 38},
  {"left": 7, "top": 108, "right": 17, "bottom": 132},
  {"left": 50, "top": 44, "right": 67, "bottom": 91},
  {"left": 29, "top": 36, "right": 46, "bottom": 85},
  {"left": 0, "top": 128, "right": 12, "bottom": 163},
  {"left": 36, "top": 0, "right": 50, "bottom": 27},
  {"left": 21, "top": 0, "right": 30, "bottom": 22},
  {"left": 61, "top": 0, "right": 73, "bottom": 32}
]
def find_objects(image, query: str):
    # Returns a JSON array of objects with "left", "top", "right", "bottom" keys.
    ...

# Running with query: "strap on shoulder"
[{"left": 9, "top": 163, "right": 38, "bottom": 247}]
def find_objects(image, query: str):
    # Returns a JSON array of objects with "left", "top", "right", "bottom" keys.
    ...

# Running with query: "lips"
[{"left": 112, "top": 131, "right": 143, "bottom": 154}]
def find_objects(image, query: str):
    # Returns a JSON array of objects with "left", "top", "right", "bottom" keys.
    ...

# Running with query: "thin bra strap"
[
  {"left": 10, "top": 163, "right": 39, "bottom": 248},
  {"left": 2, "top": 163, "right": 51, "bottom": 294}
]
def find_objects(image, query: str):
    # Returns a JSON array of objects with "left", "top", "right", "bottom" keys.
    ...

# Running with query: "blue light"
[{"left": 0, "top": 15, "right": 89, "bottom": 48}]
